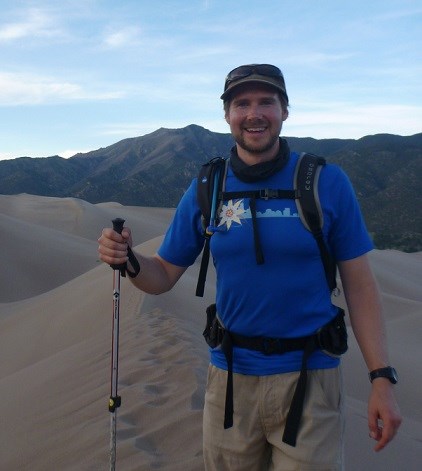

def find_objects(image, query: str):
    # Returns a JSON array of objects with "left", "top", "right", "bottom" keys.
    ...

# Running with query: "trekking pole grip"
[
  {"left": 112, "top": 217, "right": 125, "bottom": 235},
  {"left": 110, "top": 218, "right": 126, "bottom": 271}
]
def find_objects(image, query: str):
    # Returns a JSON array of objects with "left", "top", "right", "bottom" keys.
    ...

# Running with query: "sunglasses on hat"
[
  {"left": 221, "top": 64, "right": 288, "bottom": 102},
  {"left": 224, "top": 64, "right": 283, "bottom": 88}
]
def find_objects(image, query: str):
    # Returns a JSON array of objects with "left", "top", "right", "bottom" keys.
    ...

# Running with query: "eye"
[
  {"left": 261, "top": 98, "right": 276, "bottom": 106},
  {"left": 233, "top": 99, "right": 249, "bottom": 108}
]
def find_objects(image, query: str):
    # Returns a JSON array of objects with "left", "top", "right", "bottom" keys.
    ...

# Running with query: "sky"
[{"left": 0, "top": 0, "right": 421, "bottom": 160}]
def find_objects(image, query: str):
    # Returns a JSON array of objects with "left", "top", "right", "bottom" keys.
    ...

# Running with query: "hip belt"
[{"left": 203, "top": 306, "right": 348, "bottom": 447}]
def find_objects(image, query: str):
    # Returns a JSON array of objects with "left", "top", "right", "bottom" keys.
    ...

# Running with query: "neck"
[
  {"left": 235, "top": 139, "right": 280, "bottom": 166},
  {"left": 229, "top": 138, "right": 290, "bottom": 183}
]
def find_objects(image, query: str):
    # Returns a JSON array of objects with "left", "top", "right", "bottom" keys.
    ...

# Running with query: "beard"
[
  {"left": 232, "top": 121, "right": 282, "bottom": 155},
  {"left": 235, "top": 131, "right": 280, "bottom": 155}
]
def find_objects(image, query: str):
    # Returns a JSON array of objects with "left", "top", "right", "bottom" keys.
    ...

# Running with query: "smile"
[{"left": 245, "top": 127, "right": 266, "bottom": 132}]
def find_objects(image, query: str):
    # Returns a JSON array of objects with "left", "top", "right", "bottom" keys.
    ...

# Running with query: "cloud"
[
  {"left": 58, "top": 148, "right": 92, "bottom": 158},
  {"left": 102, "top": 26, "right": 142, "bottom": 48},
  {"left": 0, "top": 8, "right": 61, "bottom": 42},
  {"left": 0, "top": 72, "right": 124, "bottom": 106},
  {"left": 287, "top": 103, "right": 422, "bottom": 139}
]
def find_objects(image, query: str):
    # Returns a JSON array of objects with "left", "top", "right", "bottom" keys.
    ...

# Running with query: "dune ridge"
[{"left": 0, "top": 194, "right": 420, "bottom": 470}]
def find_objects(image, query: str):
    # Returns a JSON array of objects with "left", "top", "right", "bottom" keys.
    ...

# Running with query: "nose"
[{"left": 246, "top": 103, "right": 263, "bottom": 120}]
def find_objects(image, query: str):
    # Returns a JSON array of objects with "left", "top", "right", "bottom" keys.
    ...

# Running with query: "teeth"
[{"left": 247, "top": 127, "right": 265, "bottom": 132}]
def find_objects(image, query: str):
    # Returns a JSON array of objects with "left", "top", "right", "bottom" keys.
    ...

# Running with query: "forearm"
[
  {"left": 98, "top": 227, "right": 186, "bottom": 295},
  {"left": 338, "top": 256, "right": 390, "bottom": 370},
  {"left": 127, "top": 252, "right": 183, "bottom": 295},
  {"left": 338, "top": 255, "right": 402, "bottom": 450}
]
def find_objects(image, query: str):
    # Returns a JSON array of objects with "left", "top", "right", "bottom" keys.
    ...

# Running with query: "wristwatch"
[{"left": 369, "top": 366, "right": 398, "bottom": 384}]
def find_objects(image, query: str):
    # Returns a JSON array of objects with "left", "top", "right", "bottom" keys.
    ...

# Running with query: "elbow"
[{"left": 148, "top": 284, "right": 173, "bottom": 296}]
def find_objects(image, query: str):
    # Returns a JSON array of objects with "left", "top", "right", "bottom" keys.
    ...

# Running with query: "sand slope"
[
  {"left": 0, "top": 194, "right": 420, "bottom": 470},
  {"left": 0, "top": 194, "right": 174, "bottom": 302}
]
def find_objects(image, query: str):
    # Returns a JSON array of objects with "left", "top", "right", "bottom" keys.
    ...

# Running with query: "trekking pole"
[{"left": 108, "top": 217, "right": 125, "bottom": 471}]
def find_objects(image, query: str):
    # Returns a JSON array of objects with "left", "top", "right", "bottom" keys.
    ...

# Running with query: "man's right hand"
[{"left": 98, "top": 226, "right": 133, "bottom": 267}]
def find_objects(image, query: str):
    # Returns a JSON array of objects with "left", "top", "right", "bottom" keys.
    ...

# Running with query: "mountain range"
[{"left": 1, "top": 124, "right": 421, "bottom": 251}]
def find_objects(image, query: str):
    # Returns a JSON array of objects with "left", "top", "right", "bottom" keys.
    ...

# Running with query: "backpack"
[{"left": 195, "top": 153, "right": 337, "bottom": 297}]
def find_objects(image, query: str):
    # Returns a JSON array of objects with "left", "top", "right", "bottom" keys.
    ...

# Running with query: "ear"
[
  {"left": 224, "top": 111, "right": 230, "bottom": 124},
  {"left": 282, "top": 108, "right": 289, "bottom": 121}
]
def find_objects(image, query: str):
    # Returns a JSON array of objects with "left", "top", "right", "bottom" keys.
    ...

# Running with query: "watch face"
[{"left": 390, "top": 367, "right": 398, "bottom": 384}]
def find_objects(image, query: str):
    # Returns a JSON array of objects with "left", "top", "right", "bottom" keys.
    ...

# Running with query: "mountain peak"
[{"left": 1, "top": 127, "right": 420, "bottom": 251}]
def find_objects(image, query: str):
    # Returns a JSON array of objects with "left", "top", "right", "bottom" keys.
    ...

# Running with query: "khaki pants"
[{"left": 203, "top": 365, "right": 344, "bottom": 471}]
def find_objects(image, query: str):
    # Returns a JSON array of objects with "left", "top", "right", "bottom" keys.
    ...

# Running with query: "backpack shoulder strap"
[
  {"left": 294, "top": 153, "right": 338, "bottom": 293},
  {"left": 196, "top": 157, "right": 227, "bottom": 297},
  {"left": 195, "top": 154, "right": 337, "bottom": 296},
  {"left": 197, "top": 157, "right": 226, "bottom": 226},
  {"left": 294, "top": 153, "right": 325, "bottom": 232}
]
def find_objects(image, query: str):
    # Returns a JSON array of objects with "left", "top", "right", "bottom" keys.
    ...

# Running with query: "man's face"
[{"left": 225, "top": 84, "right": 288, "bottom": 162}]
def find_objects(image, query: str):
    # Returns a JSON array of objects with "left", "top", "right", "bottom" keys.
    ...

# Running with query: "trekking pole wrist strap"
[
  {"left": 125, "top": 247, "right": 141, "bottom": 278},
  {"left": 109, "top": 246, "right": 140, "bottom": 278},
  {"left": 109, "top": 217, "right": 140, "bottom": 278}
]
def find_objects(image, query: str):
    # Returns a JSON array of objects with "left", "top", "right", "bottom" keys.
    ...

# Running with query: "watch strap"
[{"left": 369, "top": 366, "right": 398, "bottom": 384}]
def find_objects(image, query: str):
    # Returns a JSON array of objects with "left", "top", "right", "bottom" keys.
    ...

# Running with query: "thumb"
[
  {"left": 121, "top": 227, "right": 133, "bottom": 247},
  {"left": 368, "top": 408, "right": 382, "bottom": 441}
]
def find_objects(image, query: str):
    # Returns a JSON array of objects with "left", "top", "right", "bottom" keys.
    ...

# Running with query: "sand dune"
[
  {"left": 0, "top": 194, "right": 420, "bottom": 470},
  {"left": 0, "top": 194, "right": 174, "bottom": 302}
]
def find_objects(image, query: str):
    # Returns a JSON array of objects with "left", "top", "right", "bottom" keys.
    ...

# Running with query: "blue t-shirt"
[{"left": 158, "top": 152, "right": 373, "bottom": 375}]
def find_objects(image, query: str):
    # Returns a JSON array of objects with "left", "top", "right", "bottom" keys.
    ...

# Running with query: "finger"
[
  {"left": 121, "top": 227, "right": 133, "bottom": 246},
  {"left": 373, "top": 419, "right": 399, "bottom": 452},
  {"left": 100, "top": 227, "right": 126, "bottom": 242},
  {"left": 98, "top": 239, "right": 127, "bottom": 255},
  {"left": 121, "top": 227, "right": 131, "bottom": 239},
  {"left": 98, "top": 228, "right": 128, "bottom": 250},
  {"left": 98, "top": 230, "right": 129, "bottom": 265},
  {"left": 98, "top": 244, "right": 128, "bottom": 265},
  {"left": 373, "top": 428, "right": 391, "bottom": 452},
  {"left": 369, "top": 427, "right": 382, "bottom": 442},
  {"left": 368, "top": 408, "right": 380, "bottom": 440}
]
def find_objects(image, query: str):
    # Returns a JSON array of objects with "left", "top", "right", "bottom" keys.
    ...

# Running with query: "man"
[{"left": 98, "top": 64, "right": 401, "bottom": 470}]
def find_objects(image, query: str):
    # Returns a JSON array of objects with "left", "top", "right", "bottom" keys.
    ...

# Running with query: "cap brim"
[{"left": 220, "top": 76, "right": 286, "bottom": 101}]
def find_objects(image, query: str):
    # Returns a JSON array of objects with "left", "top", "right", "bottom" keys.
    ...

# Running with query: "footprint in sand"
[{"left": 144, "top": 383, "right": 169, "bottom": 406}]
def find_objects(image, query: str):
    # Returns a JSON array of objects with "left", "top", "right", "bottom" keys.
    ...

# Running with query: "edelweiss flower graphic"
[{"left": 218, "top": 199, "right": 245, "bottom": 230}]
